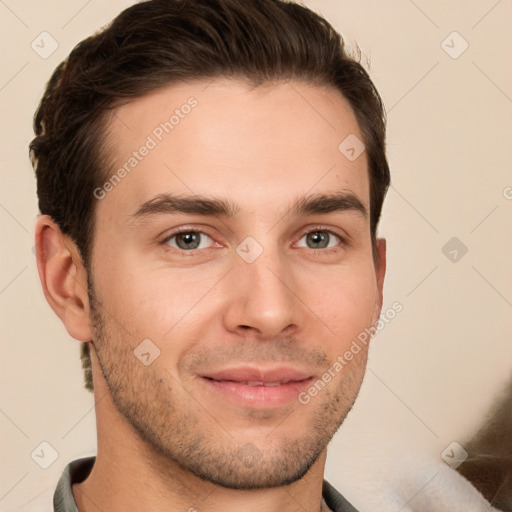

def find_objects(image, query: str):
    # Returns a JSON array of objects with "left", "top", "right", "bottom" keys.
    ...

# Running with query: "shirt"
[{"left": 53, "top": 457, "right": 359, "bottom": 512}]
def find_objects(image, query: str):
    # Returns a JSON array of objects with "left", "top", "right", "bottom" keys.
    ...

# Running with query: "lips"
[
  {"left": 200, "top": 366, "right": 312, "bottom": 385},
  {"left": 198, "top": 366, "right": 314, "bottom": 408},
  {"left": 242, "top": 381, "right": 284, "bottom": 386}
]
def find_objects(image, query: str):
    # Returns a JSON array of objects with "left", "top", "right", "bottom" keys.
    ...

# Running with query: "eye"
[
  {"left": 161, "top": 227, "right": 345, "bottom": 254},
  {"left": 296, "top": 230, "right": 343, "bottom": 251},
  {"left": 163, "top": 230, "right": 214, "bottom": 251}
]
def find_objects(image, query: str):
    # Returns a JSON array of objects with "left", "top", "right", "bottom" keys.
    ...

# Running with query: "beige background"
[{"left": 1, "top": 0, "right": 511, "bottom": 510}]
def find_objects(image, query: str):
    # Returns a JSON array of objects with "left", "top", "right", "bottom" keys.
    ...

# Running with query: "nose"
[{"left": 222, "top": 243, "right": 303, "bottom": 340}]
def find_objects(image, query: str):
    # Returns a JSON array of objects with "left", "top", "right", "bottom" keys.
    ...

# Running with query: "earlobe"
[{"left": 34, "top": 215, "right": 92, "bottom": 342}]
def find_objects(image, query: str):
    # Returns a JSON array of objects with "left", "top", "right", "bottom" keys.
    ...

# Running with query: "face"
[{"left": 87, "top": 79, "right": 385, "bottom": 489}]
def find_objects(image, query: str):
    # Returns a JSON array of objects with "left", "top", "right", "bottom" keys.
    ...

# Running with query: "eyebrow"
[{"left": 130, "top": 191, "right": 367, "bottom": 223}]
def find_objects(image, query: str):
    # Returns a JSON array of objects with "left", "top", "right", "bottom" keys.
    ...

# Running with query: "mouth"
[
  {"left": 213, "top": 380, "right": 293, "bottom": 386},
  {"left": 198, "top": 366, "right": 315, "bottom": 408}
]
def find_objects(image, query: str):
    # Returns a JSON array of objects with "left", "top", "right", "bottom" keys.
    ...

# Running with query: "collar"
[{"left": 54, "top": 457, "right": 358, "bottom": 512}]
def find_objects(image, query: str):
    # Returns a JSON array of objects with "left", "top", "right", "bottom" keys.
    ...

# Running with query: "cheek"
[
  {"left": 94, "top": 253, "right": 215, "bottom": 344},
  {"left": 307, "top": 266, "right": 377, "bottom": 341}
]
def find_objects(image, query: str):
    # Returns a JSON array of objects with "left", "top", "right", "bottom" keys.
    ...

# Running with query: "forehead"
[{"left": 98, "top": 79, "right": 369, "bottom": 223}]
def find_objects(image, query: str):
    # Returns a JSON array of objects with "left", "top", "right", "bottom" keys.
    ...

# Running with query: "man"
[{"left": 31, "top": 0, "right": 389, "bottom": 510}]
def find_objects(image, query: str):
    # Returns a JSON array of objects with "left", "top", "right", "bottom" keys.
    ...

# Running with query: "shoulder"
[
  {"left": 14, "top": 457, "right": 96, "bottom": 512},
  {"left": 53, "top": 456, "right": 96, "bottom": 512}
]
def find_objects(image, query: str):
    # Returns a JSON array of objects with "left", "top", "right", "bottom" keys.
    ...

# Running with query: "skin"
[{"left": 35, "top": 79, "right": 386, "bottom": 512}]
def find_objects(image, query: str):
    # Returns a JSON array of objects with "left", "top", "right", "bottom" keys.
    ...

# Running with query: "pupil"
[
  {"left": 310, "top": 231, "right": 327, "bottom": 248},
  {"left": 179, "top": 232, "right": 199, "bottom": 249}
]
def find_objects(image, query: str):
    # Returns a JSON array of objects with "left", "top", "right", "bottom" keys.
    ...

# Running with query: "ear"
[
  {"left": 371, "top": 237, "right": 387, "bottom": 325},
  {"left": 34, "top": 215, "right": 92, "bottom": 342}
]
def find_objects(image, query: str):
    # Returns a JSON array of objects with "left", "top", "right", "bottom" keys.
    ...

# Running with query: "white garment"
[{"left": 328, "top": 433, "right": 501, "bottom": 512}]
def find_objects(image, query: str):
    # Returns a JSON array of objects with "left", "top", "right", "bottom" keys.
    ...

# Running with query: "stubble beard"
[{"left": 88, "top": 285, "right": 367, "bottom": 490}]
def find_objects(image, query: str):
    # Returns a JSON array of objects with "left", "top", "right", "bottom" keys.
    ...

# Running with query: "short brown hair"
[{"left": 30, "top": 0, "right": 391, "bottom": 392}]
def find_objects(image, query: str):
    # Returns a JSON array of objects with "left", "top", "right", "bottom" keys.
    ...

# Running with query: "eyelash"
[{"left": 160, "top": 226, "right": 347, "bottom": 255}]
